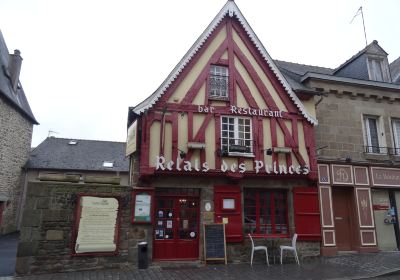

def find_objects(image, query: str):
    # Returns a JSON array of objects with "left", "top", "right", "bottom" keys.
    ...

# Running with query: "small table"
[{"left": 265, "top": 237, "right": 281, "bottom": 264}]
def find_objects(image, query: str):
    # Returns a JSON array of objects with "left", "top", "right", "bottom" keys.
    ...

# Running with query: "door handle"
[{"left": 335, "top": 217, "right": 343, "bottom": 220}]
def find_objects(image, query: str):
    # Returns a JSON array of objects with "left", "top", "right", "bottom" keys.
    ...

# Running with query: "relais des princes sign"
[{"left": 155, "top": 156, "right": 309, "bottom": 175}]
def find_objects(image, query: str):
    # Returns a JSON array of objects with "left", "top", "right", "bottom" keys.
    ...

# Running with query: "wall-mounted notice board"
[{"left": 203, "top": 223, "right": 227, "bottom": 264}]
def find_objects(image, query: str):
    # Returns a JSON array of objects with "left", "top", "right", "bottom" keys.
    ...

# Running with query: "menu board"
[
  {"left": 204, "top": 223, "right": 227, "bottom": 264},
  {"left": 74, "top": 196, "right": 119, "bottom": 254}
]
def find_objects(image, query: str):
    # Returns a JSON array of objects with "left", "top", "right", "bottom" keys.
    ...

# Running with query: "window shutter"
[{"left": 293, "top": 187, "right": 321, "bottom": 241}]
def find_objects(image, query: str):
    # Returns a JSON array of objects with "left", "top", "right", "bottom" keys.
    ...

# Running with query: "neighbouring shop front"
[{"left": 318, "top": 163, "right": 400, "bottom": 255}]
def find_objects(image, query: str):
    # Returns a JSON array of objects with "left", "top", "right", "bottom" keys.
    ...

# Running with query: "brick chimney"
[{"left": 9, "top": 49, "right": 22, "bottom": 92}]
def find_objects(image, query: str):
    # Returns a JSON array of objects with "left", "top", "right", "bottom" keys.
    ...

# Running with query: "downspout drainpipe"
[{"left": 16, "top": 167, "right": 29, "bottom": 231}]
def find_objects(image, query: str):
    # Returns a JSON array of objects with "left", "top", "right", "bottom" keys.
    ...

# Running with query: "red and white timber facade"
[{"left": 127, "top": 0, "right": 321, "bottom": 261}]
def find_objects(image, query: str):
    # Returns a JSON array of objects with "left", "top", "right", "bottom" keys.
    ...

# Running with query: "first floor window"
[
  {"left": 209, "top": 65, "right": 228, "bottom": 99},
  {"left": 244, "top": 189, "right": 288, "bottom": 236},
  {"left": 221, "top": 116, "right": 253, "bottom": 155},
  {"left": 392, "top": 119, "right": 400, "bottom": 155},
  {"left": 364, "top": 115, "right": 381, "bottom": 153}
]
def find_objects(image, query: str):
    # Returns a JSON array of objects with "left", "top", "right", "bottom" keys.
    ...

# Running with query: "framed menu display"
[
  {"left": 132, "top": 188, "right": 154, "bottom": 224},
  {"left": 72, "top": 195, "right": 121, "bottom": 256}
]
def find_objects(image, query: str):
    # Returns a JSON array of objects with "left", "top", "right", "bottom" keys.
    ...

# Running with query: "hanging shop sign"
[{"left": 155, "top": 156, "right": 309, "bottom": 175}]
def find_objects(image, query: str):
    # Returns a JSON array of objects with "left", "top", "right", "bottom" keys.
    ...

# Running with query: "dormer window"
[
  {"left": 368, "top": 58, "right": 384, "bottom": 82},
  {"left": 209, "top": 65, "right": 228, "bottom": 99}
]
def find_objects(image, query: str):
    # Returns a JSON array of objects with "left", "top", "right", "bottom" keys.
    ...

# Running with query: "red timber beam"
[
  {"left": 165, "top": 112, "right": 179, "bottom": 161},
  {"left": 227, "top": 18, "right": 236, "bottom": 106},
  {"left": 181, "top": 113, "right": 213, "bottom": 164},
  {"left": 181, "top": 38, "right": 229, "bottom": 104},
  {"left": 156, "top": 18, "right": 228, "bottom": 105},
  {"left": 231, "top": 21, "right": 297, "bottom": 114},
  {"left": 303, "top": 120, "right": 318, "bottom": 178},
  {"left": 232, "top": 42, "right": 306, "bottom": 166}
]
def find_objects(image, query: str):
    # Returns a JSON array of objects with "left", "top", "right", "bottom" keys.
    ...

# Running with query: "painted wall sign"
[
  {"left": 126, "top": 120, "right": 137, "bottom": 156},
  {"left": 155, "top": 156, "right": 309, "bottom": 175},
  {"left": 75, "top": 196, "right": 119, "bottom": 254},
  {"left": 371, "top": 167, "right": 400, "bottom": 187},
  {"left": 197, "top": 105, "right": 283, "bottom": 118},
  {"left": 331, "top": 165, "right": 354, "bottom": 185}
]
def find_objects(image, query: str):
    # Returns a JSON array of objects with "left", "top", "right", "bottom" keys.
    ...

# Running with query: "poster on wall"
[
  {"left": 74, "top": 196, "right": 120, "bottom": 255},
  {"left": 134, "top": 194, "right": 151, "bottom": 222},
  {"left": 132, "top": 188, "right": 154, "bottom": 224}
]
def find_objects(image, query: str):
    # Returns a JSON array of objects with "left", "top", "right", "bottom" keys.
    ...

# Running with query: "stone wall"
[
  {"left": 16, "top": 181, "right": 150, "bottom": 275},
  {"left": 0, "top": 96, "right": 33, "bottom": 234},
  {"left": 314, "top": 88, "right": 400, "bottom": 163}
]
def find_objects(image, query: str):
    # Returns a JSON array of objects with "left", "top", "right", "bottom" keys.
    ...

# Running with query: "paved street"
[
  {"left": 2, "top": 233, "right": 400, "bottom": 280},
  {"left": 0, "top": 251, "right": 399, "bottom": 280}
]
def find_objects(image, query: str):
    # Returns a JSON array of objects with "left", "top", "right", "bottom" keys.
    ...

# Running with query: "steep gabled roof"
[
  {"left": 0, "top": 30, "right": 38, "bottom": 124},
  {"left": 132, "top": 0, "right": 317, "bottom": 125},
  {"left": 26, "top": 137, "right": 129, "bottom": 172}
]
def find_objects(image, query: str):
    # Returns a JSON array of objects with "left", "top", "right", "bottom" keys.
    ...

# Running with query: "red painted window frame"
[
  {"left": 131, "top": 187, "right": 155, "bottom": 224},
  {"left": 70, "top": 194, "right": 122, "bottom": 257},
  {"left": 244, "top": 189, "right": 290, "bottom": 238}
]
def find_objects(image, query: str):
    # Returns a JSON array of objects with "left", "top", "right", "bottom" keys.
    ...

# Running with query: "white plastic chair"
[
  {"left": 248, "top": 233, "right": 269, "bottom": 266},
  {"left": 280, "top": 233, "right": 299, "bottom": 265}
]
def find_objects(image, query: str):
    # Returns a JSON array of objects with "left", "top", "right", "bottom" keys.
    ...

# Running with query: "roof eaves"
[
  {"left": 132, "top": 1, "right": 317, "bottom": 125},
  {"left": 301, "top": 72, "right": 400, "bottom": 91},
  {"left": 132, "top": 2, "right": 233, "bottom": 115}
]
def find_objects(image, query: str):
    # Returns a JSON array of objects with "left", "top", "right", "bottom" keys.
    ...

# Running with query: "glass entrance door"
[{"left": 153, "top": 194, "right": 199, "bottom": 260}]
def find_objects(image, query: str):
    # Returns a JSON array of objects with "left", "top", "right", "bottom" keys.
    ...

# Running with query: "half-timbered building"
[{"left": 127, "top": 0, "right": 321, "bottom": 262}]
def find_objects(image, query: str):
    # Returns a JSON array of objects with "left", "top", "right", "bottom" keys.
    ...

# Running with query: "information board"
[
  {"left": 73, "top": 196, "right": 120, "bottom": 255},
  {"left": 203, "top": 223, "right": 227, "bottom": 264}
]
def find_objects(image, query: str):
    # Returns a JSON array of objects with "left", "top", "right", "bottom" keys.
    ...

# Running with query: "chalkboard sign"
[{"left": 203, "top": 223, "right": 227, "bottom": 264}]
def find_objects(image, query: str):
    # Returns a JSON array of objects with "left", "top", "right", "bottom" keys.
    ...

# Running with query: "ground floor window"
[{"left": 244, "top": 189, "right": 289, "bottom": 237}]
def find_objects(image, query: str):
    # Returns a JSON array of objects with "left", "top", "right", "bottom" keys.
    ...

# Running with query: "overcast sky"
[{"left": 1, "top": 0, "right": 399, "bottom": 147}]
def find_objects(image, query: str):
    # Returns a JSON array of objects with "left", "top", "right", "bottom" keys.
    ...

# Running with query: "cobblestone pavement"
[{"left": 1, "top": 252, "right": 400, "bottom": 280}]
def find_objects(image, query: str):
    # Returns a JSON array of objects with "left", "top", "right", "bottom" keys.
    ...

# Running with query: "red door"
[
  {"left": 214, "top": 185, "right": 243, "bottom": 242},
  {"left": 153, "top": 195, "right": 199, "bottom": 260},
  {"left": 332, "top": 188, "right": 353, "bottom": 251}
]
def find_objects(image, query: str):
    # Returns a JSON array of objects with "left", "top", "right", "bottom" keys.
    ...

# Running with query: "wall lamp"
[
  {"left": 265, "top": 147, "right": 292, "bottom": 156},
  {"left": 177, "top": 148, "right": 186, "bottom": 159}
]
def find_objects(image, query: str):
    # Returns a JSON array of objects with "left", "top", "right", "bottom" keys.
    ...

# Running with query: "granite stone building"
[
  {"left": 15, "top": 137, "right": 131, "bottom": 275},
  {"left": 0, "top": 30, "right": 38, "bottom": 235},
  {"left": 276, "top": 41, "right": 400, "bottom": 255}
]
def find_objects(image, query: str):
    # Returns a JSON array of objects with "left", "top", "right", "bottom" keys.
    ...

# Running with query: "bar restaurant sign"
[{"left": 155, "top": 156, "right": 309, "bottom": 175}]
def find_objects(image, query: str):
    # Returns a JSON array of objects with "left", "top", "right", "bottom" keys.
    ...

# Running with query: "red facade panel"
[
  {"left": 214, "top": 185, "right": 243, "bottom": 242},
  {"left": 293, "top": 187, "right": 321, "bottom": 241}
]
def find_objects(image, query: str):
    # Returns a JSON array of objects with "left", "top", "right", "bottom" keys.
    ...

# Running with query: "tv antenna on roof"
[
  {"left": 350, "top": 6, "right": 368, "bottom": 46},
  {"left": 48, "top": 130, "right": 59, "bottom": 137}
]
